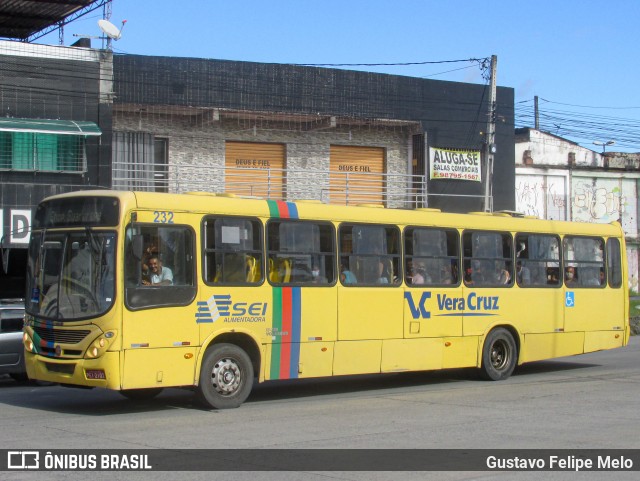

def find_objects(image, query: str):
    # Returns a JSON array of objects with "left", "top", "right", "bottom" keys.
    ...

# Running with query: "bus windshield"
[{"left": 26, "top": 230, "right": 116, "bottom": 320}]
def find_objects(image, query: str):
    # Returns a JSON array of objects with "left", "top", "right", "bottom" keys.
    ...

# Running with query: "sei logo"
[{"left": 196, "top": 294, "right": 268, "bottom": 323}]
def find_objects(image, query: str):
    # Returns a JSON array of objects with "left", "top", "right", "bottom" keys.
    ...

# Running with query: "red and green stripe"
[
  {"left": 267, "top": 199, "right": 299, "bottom": 219},
  {"left": 267, "top": 199, "right": 302, "bottom": 380},
  {"left": 270, "top": 286, "right": 301, "bottom": 379}
]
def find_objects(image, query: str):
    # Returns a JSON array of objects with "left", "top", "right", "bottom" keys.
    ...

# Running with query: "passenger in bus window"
[
  {"left": 409, "top": 262, "right": 428, "bottom": 285},
  {"left": 470, "top": 260, "right": 486, "bottom": 284},
  {"left": 516, "top": 261, "right": 531, "bottom": 285},
  {"left": 565, "top": 266, "right": 577, "bottom": 286},
  {"left": 340, "top": 261, "right": 357, "bottom": 284},
  {"left": 464, "top": 266, "right": 474, "bottom": 285},
  {"left": 311, "top": 264, "right": 328, "bottom": 284},
  {"left": 377, "top": 259, "right": 389, "bottom": 284},
  {"left": 141, "top": 243, "right": 159, "bottom": 278},
  {"left": 440, "top": 264, "right": 453, "bottom": 284},
  {"left": 583, "top": 268, "right": 604, "bottom": 287},
  {"left": 143, "top": 255, "right": 173, "bottom": 286},
  {"left": 495, "top": 261, "right": 511, "bottom": 285},
  {"left": 516, "top": 241, "right": 528, "bottom": 259}
]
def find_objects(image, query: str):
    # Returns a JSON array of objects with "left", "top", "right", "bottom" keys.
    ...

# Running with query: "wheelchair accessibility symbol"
[{"left": 565, "top": 291, "right": 575, "bottom": 308}]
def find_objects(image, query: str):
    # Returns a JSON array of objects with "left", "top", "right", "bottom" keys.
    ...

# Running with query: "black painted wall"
[
  {"left": 114, "top": 55, "right": 515, "bottom": 213},
  {"left": 0, "top": 52, "right": 110, "bottom": 210},
  {"left": 0, "top": 48, "right": 111, "bottom": 295}
]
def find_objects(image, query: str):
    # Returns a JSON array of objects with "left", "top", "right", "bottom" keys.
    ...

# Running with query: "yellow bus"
[{"left": 23, "top": 190, "right": 629, "bottom": 408}]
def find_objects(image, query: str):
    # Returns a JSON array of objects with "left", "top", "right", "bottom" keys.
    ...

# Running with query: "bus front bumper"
[{"left": 25, "top": 350, "right": 121, "bottom": 390}]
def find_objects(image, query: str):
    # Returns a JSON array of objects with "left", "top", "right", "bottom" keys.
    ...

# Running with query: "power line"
[
  {"left": 515, "top": 98, "right": 640, "bottom": 151},
  {"left": 538, "top": 98, "right": 640, "bottom": 110},
  {"left": 293, "top": 58, "right": 489, "bottom": 67}
]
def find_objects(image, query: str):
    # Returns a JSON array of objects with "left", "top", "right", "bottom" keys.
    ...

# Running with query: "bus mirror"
[{"left": 131, "top": 235, "right": 144, "bottom": 261}]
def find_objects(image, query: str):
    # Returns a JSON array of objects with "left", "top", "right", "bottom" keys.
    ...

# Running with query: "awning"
[{"left": 0, "top": 118, "right": 102, "bottom": 136}]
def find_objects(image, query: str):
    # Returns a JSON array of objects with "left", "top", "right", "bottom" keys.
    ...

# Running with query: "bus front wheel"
[
  {"left": 480, "top": 328, "right": 517, "bottom": 381},
  {"left": 197, "top": 343, "right": 254, "bottom": 409}
]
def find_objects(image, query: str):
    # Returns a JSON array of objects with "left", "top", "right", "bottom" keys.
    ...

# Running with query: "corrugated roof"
[{"left": 0, "top": 0, "right": 103, "bottom": 41}]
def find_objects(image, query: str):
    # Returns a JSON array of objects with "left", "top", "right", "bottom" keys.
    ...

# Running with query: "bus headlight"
[{"left": 85, "top": 331, "right": 117, "bottom": 359}]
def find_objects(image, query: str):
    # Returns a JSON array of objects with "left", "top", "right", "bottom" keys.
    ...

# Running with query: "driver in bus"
[{"left": 143, "top": 255, "right": 173, "bottom": 286}]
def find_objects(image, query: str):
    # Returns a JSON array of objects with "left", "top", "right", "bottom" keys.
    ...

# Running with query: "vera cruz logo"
[
  {"left": 404, "top": 292, "right": 431, "bottom": 319},
  {"left": 195, "top": 294, "right": 267, "bottom": 323},
  {"left": 405, "top": 291, "right": 500, "bottom": 318}
]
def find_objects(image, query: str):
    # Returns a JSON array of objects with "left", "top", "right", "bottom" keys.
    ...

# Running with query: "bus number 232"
[{"left": 153, "top": 211, "right": 174, "bottom": 223}]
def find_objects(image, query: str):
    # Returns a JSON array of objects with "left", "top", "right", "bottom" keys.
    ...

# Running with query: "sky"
[{"left": 34, "top": 0, "right": 640, "bottom": 152}]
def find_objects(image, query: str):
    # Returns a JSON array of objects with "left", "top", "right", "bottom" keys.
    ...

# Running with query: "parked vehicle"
[{"left": 0, "top": 299, "right": 26, "bottom": 381}]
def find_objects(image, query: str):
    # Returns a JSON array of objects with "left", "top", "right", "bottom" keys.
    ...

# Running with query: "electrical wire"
[{"left": 515, "top": 98, "right": 640, "bottom": 151}]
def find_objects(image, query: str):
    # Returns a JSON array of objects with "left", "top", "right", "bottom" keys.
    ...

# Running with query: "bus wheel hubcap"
[
  {"left": 212, "top": 358, "right": 241, "bottom": 395},
  {"left": 491, "top": 340, "right": 508, "bottom": 370}
]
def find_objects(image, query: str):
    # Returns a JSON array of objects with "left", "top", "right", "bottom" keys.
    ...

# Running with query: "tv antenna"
[
  {"left": 98, "top": 19, "right": 127, "bottom": 49},
  {"left": 73, "top": 19, "right": 126, "bottom": 50}
]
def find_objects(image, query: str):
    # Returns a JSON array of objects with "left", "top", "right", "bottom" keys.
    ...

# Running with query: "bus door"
[
  {"left": 401, "top": 227, "right": 463, "bottom": 371},
  {"left": 337, "top": 281, "right": 404, "bottom": 374},
  {"left": 122, "top": 220, "right": 198, "bottom": 389},
  {"left": 336, "top": 224, "right": 404, "bottom": 374},
  {"left": 265, "top": 220, "right": 338, "bottom": 380},
  {"left": 403, "top": 228, "right": 463, "bottom": 340},
  {"left": 563, "top": 237, "right": 625, "bottom": 349},
  {"left": 512, "top": 234, "right": 564, "bottom": 331}
]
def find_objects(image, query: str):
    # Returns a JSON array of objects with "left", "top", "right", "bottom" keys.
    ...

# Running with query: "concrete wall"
[
  {"left": 115, "top": 112, "right": 412, "bottom": 206},
  {"left": 114, "top": 55, "right": 516, "bottom": 213}
]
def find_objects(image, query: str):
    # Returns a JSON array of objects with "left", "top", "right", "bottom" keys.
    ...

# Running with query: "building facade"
[
  {"left": 515, "top": 128, "right": 640, "bottom": 290},
  {"left": 0, "top": 40, "right": 113, "bottom": 297},
  {"left": 112, "top": 55, "right": 515, "bottom": 213},
  {"left": 1, "top": 44, "right": 517, "bottom": 298}
]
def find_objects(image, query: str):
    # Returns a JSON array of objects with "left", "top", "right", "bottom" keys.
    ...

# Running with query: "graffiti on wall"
[
  {"left": 515, "top": 176, "right": 566, "bottom": 220},
  {"left": 547, "top": 181, "right": 566, "bottom": 220},
  {"left": 572, "top": 181, "right": 626, "bottom": 223},
  {"left": 515, "top": 180, "right": 542, "bottom": 217}
]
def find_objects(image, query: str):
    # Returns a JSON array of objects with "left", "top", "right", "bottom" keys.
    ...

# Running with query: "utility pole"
[
  {"left": 534, "top": 95, "right": 539, "bottom": 130},
  {"left": 105, "top": 0, "right": 113, "bottom": 51},
  {"left": 483, "top": 55, "right": 497, "bottom": 212}
]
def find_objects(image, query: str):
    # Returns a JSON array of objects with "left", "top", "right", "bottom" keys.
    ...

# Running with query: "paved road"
[{"left": 1, "top": 337, "right": 639, "bottom": 481}]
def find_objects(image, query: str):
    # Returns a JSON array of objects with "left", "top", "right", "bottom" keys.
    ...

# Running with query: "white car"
[{"left": 0, "top": 299, "right": 26, "bottom": 381}]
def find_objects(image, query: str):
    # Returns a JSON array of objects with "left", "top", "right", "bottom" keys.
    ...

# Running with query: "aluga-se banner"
[{"left": 429, "top": 147, "right": 481, "bottom": 182}]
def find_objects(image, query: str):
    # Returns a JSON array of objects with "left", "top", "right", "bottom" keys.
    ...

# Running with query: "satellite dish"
[{"left": 98, "top": 19, "right": 126, "bottom": 40}]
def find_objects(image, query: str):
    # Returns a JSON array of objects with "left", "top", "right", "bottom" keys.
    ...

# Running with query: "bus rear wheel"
[
  {"left": 480, "top": 328, "right": 517, "bottom": 381},
  {"left": 197, "top": 343, "right": 254, "bottom": 409}
]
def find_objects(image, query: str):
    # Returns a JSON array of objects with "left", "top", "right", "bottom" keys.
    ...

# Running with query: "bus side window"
[
  {"left": 515, "top": 233, "right": 561, "bottom": 287},
  {"left": 203, "top": 217, "right": 263, "bottom": 285},
  {"left": 339, "top": 224, "right": 400, "bottom": 286},
  {"left": 124, "top": 224, "right": 196, "bottom": 309},
  {"left": 267, "top": 221, "right": 335, "bottom": 286},
  {"left": 607, "top": 238, "right": 623, "bottom": 288},
  {"left": 463, "top": 231, "right": 512, "bottom": 287},
  {"left": 563, "top": 236, "right": 605, "bottom": 288},
  {"left": 405, "top": 227, "right": 459, "bottom": 286}
]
